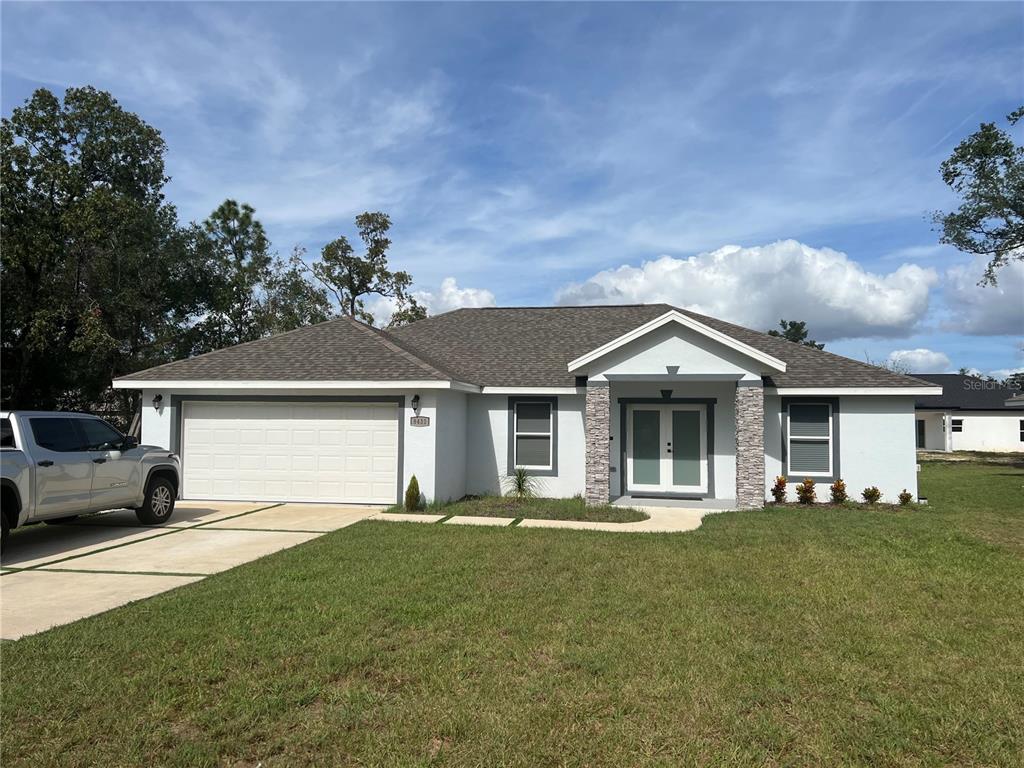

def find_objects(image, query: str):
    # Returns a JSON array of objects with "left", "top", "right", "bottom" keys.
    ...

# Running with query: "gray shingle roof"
[
  {"left": 390, "top": 304, "right": 936, "bottom": 389},
  {"left": 119, "top": 303, "right": 937, "bottom": 390},
  {"left": 120, "top": 316, "right": 451, "bottom": 381},
  {"left": 912, "top": 374, "right": 1020, "bottom": 410}
]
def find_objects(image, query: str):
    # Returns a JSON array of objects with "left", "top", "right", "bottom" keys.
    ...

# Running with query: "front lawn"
[
  {"left": 2, "top": 461, "right": 1022, "bottom": 766},
  {"left": 389, "top": 495, "right": 649, "bottom": 523}
]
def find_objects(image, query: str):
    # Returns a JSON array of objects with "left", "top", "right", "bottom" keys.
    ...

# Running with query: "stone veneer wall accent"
[
  {"left": 585, "top": 383, "right": 611, "bottom": 506},
  {"left": 735, "top": 382, "right": 766, "bottom": 508}
]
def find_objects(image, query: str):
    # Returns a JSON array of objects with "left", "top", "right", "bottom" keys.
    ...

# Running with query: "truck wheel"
[
  {"left": 136, "top": 477, "right": 176, "bottom": 525},
  {"left": 1, "top": 513, "right": 8, "bottom": 547}
]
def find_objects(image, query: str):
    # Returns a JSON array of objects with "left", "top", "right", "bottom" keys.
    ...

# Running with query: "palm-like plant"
[{"left": 504, "top": 467, "right": 537, "bottom": 501}]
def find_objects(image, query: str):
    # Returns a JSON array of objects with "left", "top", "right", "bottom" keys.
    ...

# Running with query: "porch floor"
[{"left": 612, "top": 495, "right": 737, "bottom": 512}]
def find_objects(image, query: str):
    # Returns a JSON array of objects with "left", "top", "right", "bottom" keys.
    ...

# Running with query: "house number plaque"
[{"left": 410, "top": 416, "right": 430, "bottom": 427}]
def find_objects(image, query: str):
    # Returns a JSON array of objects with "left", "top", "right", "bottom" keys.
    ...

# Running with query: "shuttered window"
[{"left": 787, "top": 403, "right": 832, "bottom": 476}]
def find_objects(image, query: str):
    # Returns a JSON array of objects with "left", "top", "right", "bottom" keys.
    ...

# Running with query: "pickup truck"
[{"left": 1, "top": 411, "right": 181, "bottom": 544}]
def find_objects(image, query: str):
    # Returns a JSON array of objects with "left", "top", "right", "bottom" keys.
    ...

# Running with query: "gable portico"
[{"left": 574, "top": 312, "right": 784, "bottom": 508}]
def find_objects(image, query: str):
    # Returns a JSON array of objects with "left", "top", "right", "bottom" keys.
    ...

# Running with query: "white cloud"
[
  {"left": 365, "top": 277, "right": 495, "bottom": 326},
  {"left": 887, "top": 348, "right": 951, "bottom": 373},
  {"left": 988, "top": 367, "right": 1024, "bottom": 381},
  {"left": 422, "top": 277, "right": 496, "bottom": 314},
  {"left": 942, "top": 256, "right": 1024, "bottom": 336},
  {"left": 556, "top": 240, "right": 938, "bottom": 340}
]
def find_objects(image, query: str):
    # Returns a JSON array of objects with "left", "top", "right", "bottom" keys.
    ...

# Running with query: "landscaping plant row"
[{"left": 771, "top": 476, "right": 915, "bottom": 506}]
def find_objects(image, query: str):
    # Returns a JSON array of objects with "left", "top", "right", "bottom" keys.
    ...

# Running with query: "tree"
[
  {"left": 766, "top": 319, "right": 824, "bottom": 349},
  {"left": 310, "top": 212, "right": 414, "bottom": 323},
  {"left": 387, "top": 294, "right": 428, "bottom": 328},
  {"left": 186, "top": 201, "right": 332, "bottom": 351},
  {"left": 1, "top": 87, "right": 202, "bottom": 420},
  {"left": 263, "top": 248, "right": 332, "bottom": 334},
  {"left": 934, "top": 107, "right": 1024, "bottom": 284}
]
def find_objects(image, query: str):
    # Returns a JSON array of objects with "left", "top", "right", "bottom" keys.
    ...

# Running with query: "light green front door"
[{"left": 627, "top": 405, "right": 707, "bottom": 494}]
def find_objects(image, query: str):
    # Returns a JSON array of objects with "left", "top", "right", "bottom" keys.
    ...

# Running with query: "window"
[
  {"left": 1, "top": 417, "right": 14, "bottom": 448},
  {"left": 1019, "top": 419, "right": 1023, "bottom": 443},
  {"left": 951, "top": 419, "right": 963, "bottom": 433},
  {"left": 787, "top": 403, "right": 832, "bottom": 476},
  {"left": 513, "top": 401, "right": 553, "bottom": 470},
  {"left": 29, "top": 418, "right": 85, "bottom": 452},
  {"left": 75, "top": 418, "right": 123, "bottom": 450}
]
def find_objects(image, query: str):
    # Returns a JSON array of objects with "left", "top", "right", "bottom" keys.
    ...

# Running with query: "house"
[
  {"left": 912, "top": 373, "right": 1024, "bottom": 452},
  {"left": 112, "top": 305, "right": 941, "bottom": 508}
]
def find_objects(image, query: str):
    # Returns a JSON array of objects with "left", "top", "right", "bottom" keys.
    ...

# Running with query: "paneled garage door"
[{"left": 181, "top": 401, "right": 399, "bottom": 504}]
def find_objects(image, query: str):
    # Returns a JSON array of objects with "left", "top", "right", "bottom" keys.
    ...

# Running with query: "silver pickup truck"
[{"left": 1, "top": 411, "right": 181, "bottom": 544}]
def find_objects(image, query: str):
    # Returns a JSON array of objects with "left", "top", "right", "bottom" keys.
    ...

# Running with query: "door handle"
[
  {"left": 92, "top": 458, "right": 107, "bottom": 464},
  {"left": 37, "top": 460, "right": 54, "bottom": 467}
]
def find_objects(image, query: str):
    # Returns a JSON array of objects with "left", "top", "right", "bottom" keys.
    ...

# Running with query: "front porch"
[{"left": 584, "top": 378, "right": 766, "bottom": 509}]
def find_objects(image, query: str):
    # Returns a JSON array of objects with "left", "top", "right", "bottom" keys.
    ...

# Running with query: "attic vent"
[{"left": 666, "top": 365, "right": 680, "bottom": 375}]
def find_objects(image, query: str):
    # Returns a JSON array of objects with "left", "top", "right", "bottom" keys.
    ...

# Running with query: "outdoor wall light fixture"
[
  {"left": 152, "top": 394, "right": 163, "bottom": 411},
  {"left": 411, "top": 394, "right": 421, "bottom": 413}
]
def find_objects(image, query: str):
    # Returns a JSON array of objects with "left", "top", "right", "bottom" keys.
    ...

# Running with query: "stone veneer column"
[
  {"left": 735, "top": 381, "right": 766, "bottom": 509},
  {"left": 585, "top": 382, "right": 611, "bottom": 506}
]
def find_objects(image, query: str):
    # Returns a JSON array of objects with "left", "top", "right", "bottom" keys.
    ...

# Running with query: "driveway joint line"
[{"left": 10, "top": 527, "right": 187, "bottom": 571}]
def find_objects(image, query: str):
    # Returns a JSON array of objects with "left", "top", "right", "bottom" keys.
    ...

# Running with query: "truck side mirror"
[{"left": 121, "top": 435, "right": 139, "bottom": 450}]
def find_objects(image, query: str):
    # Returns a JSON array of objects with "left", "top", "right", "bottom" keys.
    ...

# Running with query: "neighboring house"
[
  {"left": 113, "top": 305, "right": 940, "bottom": 508},
  {"left": 912, "top": 374, "right": 1024, "bottom": 452}
]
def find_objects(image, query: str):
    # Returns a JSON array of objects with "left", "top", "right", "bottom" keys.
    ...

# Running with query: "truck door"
[
  {"left": 75, "top": 417, "right": 139, "bottom": 510},
  {"left": 25, "top": 416, "right": 95, "bottom": 518}
]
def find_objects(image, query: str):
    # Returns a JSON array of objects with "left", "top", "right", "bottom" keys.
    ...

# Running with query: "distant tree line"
[{"left": 1, "top": 86, "right": 424, "bottom": 418}]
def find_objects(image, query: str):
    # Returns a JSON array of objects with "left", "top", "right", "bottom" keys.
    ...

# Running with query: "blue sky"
[{"left": 3, "top": 2, "right": 1022, "bottom": 376}]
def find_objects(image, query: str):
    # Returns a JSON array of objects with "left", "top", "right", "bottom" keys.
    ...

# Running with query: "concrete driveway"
[{"left": 0, "top": 501, "right": 382, "bottom": 640}]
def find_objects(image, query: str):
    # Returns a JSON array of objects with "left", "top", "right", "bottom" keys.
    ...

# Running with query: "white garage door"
[{"left": 181, "top": 401, "right": 399, "bottom": 504}]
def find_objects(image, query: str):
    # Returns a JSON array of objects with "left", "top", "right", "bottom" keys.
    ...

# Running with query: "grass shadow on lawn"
[{"left": 1, "top": 462, "right": 1022, "bottom": 767}]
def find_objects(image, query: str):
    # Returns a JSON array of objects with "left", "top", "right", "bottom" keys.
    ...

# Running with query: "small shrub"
[
  {"left": 829, "top": 479, "right": 848, "bottom": 504},
  {"left": 770, "top": 476, "right": 787, "bottom": 504},
  {"left": 861, "top": 486, "right": 882, "bottom": 504},
  {"left": 796, "top": 478, "right": 816, "bottom": 504},
  {"left": 504, "top": 467, "right": 538, "bottom": 501},
  {"left": 898, "top": 489, "right": 914, "bottom": 506},
  {"left": 404, "top": 475, "right": 421, "bottom": 511}
]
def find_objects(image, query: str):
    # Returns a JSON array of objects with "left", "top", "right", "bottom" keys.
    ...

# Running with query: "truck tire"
[
  {"left": 135, "top": 476, "right": 176, "bottom": 525},
  {"left": 1, "top": 512, "right": 8, "bottom": 547}
]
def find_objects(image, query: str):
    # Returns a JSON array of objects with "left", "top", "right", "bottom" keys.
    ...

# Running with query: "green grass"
[
  {"left": 388, "top": 495, "right": 649, "bottom": 523},
  {"left": 2, "top": 461, "right": 1022, "bottom": 766}
]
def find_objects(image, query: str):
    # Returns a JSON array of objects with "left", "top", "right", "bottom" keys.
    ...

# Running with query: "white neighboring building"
[{"left": 913, "top": 374, "right": 1024, "bottom": 452}]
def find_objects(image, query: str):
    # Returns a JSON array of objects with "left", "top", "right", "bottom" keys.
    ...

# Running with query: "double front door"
[{"left": 626, "top": 404, "right": 708, "bottom": 495}]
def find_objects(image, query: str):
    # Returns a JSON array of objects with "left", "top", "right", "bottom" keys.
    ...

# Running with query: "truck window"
[
  {"left": 0, "top": 417, "right": 14, "bottom": 448},
  {"left": 75, "top": 418, "right": 123, "bottom": 450},
  {"left": 29, "top": 418, "right": 86, "bottom": 452}
]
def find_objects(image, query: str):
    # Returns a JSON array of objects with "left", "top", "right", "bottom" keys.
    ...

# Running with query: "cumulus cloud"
[
  {"left": 365, "top": 277, "right": 495, "bottom": 326},
  {"left": 942, "top": 256, "right": 1024, "bottom": 336},
  {"left": 887, "top": 348, "right": 951, "bottom": 373},
  {"left": 555, "top": 240, "right": 938, "bottom": 340}
]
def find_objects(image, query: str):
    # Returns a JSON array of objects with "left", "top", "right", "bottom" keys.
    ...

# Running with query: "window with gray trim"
[
  {"left": 787, "top": 403, "right": 832, "bottom": 476},
  {"left": 951, "top": 419, "right": 963, "bottom": 433},
  {"left": 513, "top": 401, "right": 553, "bottom": 469}
]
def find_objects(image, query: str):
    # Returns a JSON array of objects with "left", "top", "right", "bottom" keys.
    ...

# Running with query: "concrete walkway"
[{"left": 377, "top": 506, "right": 706, "bottom": 533}]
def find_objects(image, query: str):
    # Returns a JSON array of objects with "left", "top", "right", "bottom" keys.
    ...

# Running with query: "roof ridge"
[{"left": 342, "top": 315, "right": 457, "bottom": 381}]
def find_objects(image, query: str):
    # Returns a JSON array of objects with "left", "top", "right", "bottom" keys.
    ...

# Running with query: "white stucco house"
[
  {"left": 113, "top": 305, "right": 941, "bottom": 509},
  {"left": 912, "top": 374, "right": 1024, "bottom": 452}
]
